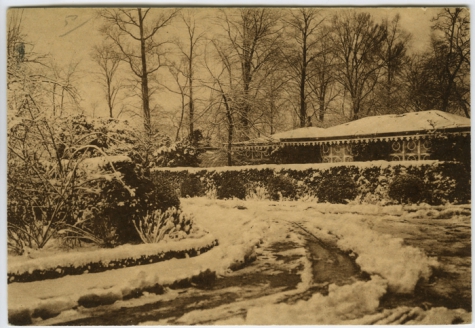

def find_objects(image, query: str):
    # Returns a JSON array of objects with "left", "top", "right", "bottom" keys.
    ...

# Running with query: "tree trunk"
[
  {"left": 223, "top": 94, "right": 233, "bottom": 166},
  {"left": 138, "top": 8, "right": 152, "bottom": 136},
  {"left": 318, "top": 96, "right": 325, "bottom": 121},
  {"left": 188, "top": 40, "right": 194, "bottom": 143},
  {"left": 241, "top": 81, "right": 250, "bottom": 140},
  {"left": 299, "top": 34, "right": 307, "bottom": 128},
  {"left": 351, "top": 95, "right": 360, "bottom": 121},
  {"left": 107, "top": 83, "right": 113, "bottom": 118}
]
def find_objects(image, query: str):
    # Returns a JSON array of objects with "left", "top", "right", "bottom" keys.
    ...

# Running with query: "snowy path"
[
  {"left": 42, "top": 217, "right": 369, "bottom": 325},
  {"left": 9, "top": 198, "right": 472, "bottom": 325},
  {"left": 45, "top": 232, "right": 309, "bottom": 325}
]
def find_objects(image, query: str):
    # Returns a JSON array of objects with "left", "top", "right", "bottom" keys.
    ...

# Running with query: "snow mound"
[
  {"left": 335, "top": 227, "right": 438, "bottom": 293},
  {"left": 245, "top": 275, "right": 388, "bottom": 325},
  {"left": 348, "top": 306, "right": 471, "bottom": 325},
  {"left": 9, "top": 233, "right": 216, "bottom": 277}
]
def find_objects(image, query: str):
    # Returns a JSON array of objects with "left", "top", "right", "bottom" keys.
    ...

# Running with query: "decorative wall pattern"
[
  {"left": 321, "top": 143, "right": 354, "bottom": 163},
  {"left": 390, "top": 139, "right": 431, "bottom": 161}
]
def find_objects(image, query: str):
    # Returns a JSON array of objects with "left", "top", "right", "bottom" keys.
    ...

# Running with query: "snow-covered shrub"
[
  {"left": 7, "top": 112, "right": 150, "bottom": 253},
  {"left": 266, "top": 175, "right": 298, "bottom": 201},
  {"left": 149, "top": 135, "right": 202, "bottom": 168},
  {"left": 215, "top": 172, "right": 247, "bottom": 200},
  {"left": 180, "top": 175, "right": 205, "bottom": 198},
  {"left": 64, "top": 156, "right": 181, "bottom": 247},
  {"left": 388, "top": 174, "right": 425, "bottom": 204},
  {"left": 151, "top": 161, "right": 470, "bottom": 205},
  {"left": 246, "top": 184, "right": 270, "bottom": 201},
  {"left": 205, "top": 185, "right": 218, "bottom": 199},
  {"left": 133, "top": 207, "right": 194, "bottom": 243},
  {"left": 316, "top": 175, "right": 358, "bottom": 204}
]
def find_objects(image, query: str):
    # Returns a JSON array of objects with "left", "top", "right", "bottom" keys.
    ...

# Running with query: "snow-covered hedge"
[
  {"left": 152, "top": 161, "right": 470, "bottom": 205},
  {"left": 8, "top": 234, "right": 217, "bottom": 283}
]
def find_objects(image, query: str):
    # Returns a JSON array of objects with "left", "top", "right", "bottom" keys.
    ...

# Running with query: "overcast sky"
[
  {"left": 13, "top": 7, "right": 443, "bottom": 120},
  {"left": 19, "top": 7, "right": 438, "bottom": 61}
]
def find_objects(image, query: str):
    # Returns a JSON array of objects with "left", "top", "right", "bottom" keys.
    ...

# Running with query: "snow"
[
  {"left": 8, "top": 200, "right": 271, "bottom": 323},
  {"left": 9, "top": 246, "right": 222, "bottom": 321},
  {"left": 9, "top": 238, "right": 261, "bottom": 323},
  {"left": 170, "top": 198, "right": 469, "bottom": 325},
  {"left": 282, "top": 110, "right": 470, "bottom": 141},
  {"left": 183, "top": 198, "right": 439, "bottom": 294},
  {"left": 235, "top": 111, "right": 470, "bottom": 145},
  {"left": 9, "top": 233, "right": 214, "bottom": 276},
  {"left": 234, "top": 127, "right": 329, "bottom": 145},
  {"left": 245, "top": 275, "right": 388, "bottom": 324},
  {"left": 8, "top": 197, "right": 471, "bottom": 325},
  {"left": 79, "top": 155, "right": 131, "bottom": 173},
  {"left": 151, "top": 159, "right": 441, "bottom": 173}
]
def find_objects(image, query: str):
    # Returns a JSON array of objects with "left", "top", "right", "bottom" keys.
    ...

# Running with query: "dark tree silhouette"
[{"left": 100, "top": 8, "right": 180, "bottom": 135}]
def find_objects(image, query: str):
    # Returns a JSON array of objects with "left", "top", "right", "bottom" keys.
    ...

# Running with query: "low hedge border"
[
  {"left": 151, "top": 160, "right": 470, "bottom": 205},
  {"left": 8, "top": 269, "right": 219, "bottom": 325},
  {"left": 8, "top": 236, "right": 218, "bottom": 284}
]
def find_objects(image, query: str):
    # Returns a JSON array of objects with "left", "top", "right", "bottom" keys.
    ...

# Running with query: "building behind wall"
[{"left": 231, "top": 110, "right": 471, "bottom": 166}]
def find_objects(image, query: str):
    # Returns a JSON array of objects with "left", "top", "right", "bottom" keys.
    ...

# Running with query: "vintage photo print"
[{"left": 5, "top": 6, "right": 471, "bottom": 325}]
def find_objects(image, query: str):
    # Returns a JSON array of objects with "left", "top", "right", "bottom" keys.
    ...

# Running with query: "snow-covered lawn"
[
  {"left": 8, "top": 197, "right": 471, "bottom": 325},
  {"left": 179, "top": 198, "right": 472, "bottom": 324}
]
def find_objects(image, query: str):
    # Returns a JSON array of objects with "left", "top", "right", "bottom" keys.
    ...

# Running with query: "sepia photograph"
[{"left": 5, "top": 6, "right": 471, "bottom": 325}]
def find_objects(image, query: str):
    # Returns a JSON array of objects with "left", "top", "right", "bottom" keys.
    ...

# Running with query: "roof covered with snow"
[
  {"left": 233, "top": 127, "right": 328, "bottom": 147},
  {"left": 308, "top": 110, "right": 470, "bottom": 141},
  {"left": 231, "top": 111, "right": 470, "bottom": 149},
  {"left": 273, "top": 126, "right": 328, "bottom": 139}
]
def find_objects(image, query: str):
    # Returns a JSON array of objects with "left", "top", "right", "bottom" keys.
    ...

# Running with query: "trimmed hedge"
[
  {"left": 8, "top": 237, "right": 218, "bottom": 284},
  {"left": 266, "top": 175, "right": 298, "bottom": 201},
  {"left": 388, "top": 174, "right": 425, "bottom": 204},
  {"left": 316, "top": 175, "right": 358, "bottom": 204},
  {"left": 151, "top": 161, "right": 470, "bottom": 205}
]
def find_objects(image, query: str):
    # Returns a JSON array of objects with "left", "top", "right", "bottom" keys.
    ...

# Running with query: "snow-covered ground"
[
  {"left": 8, "top": 197, "right": 472, "bottom": 325},
  {"left": 151, "top": 159, "right": 441, "bottom": 173},
  {"left": 176, "top": 198, "right": 471, "bottom": 325},
  {"left": 8, "top": 231, "right": 213, "bottom": 278}
]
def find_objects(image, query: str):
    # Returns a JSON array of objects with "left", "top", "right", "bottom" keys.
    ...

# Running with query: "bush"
[
  {"left": 180, "top": 175, "right": 205, "bottom": 198},
  {"left": 149, "top": 135, "right": 201, "bottom": 168},
  {"left": 388, "top": 174, "right": 425, "bottom": 204},
  {"left": 266, "top": 175, "right": 298, "bottom": 201},
  {"left": 133, "top": 207, "right": 194, "bottom": 244},
  {"left": 215, "top": 173, "right": 247, "bottom": 200},
  {"left": 246, "top": 184, "right": 270, "bottom": 201},
  {"left": 316, "top": 175, "right": 358, "bottom": 204},
  {"left": 151, "top": 161, "right": 470, "bottom": 205},
  {"left": 67, "top": 157, "right": 181, "bottom": 246}
]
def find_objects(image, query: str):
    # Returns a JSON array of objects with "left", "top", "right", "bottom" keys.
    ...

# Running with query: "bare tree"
[
  {"left": 203, "top": 40, "right": 242, "bottom": 166},
  {"left": 8, "top": 10, "right": 81, "bottom": 118},
  {"left": 305, "top": 29, "right": 340, "bottom": 123},
  {"left": 262, "top": 67, "right": 291, "bottom": 135},
  {"left": 91, "top": 42, "right": 124, "bottom": 118},
  {"left": 374, "top": 14, "right": 411, "bottom": 115},
  {"left": 7, "top": 9, "right": 26, "bottom": 67},
  {"left": 181, "top": 12, "right": 206, "bottom": 143},
  {"left": 330, "top": 11, "right": 387, "bottom": 120},
  {"left": 46, "top": 59, "right": 82, "bottom": 117},
  {"left": 161, "top": 61, "right": 188, "bottom": 141},
  {"left": 99, "top": 8, "right": 180, "bottom": 135},
  {"left": 404, "top": 8, "right": 470, "bottom": 117},
  {"left": 217, "top": 8, "right": 283, "bottom": 140},
  {"left": 283, "top": 8, "right": 326, "bottom": 127},
  {"left": 162, "top": 10, "right": 205, "bottom": 144},
  {"left": 404, "top": 54, "right": 432, "bottom": 112},
  {"left": 431, "top": 8, "right": 470, "bottom": 117}
]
